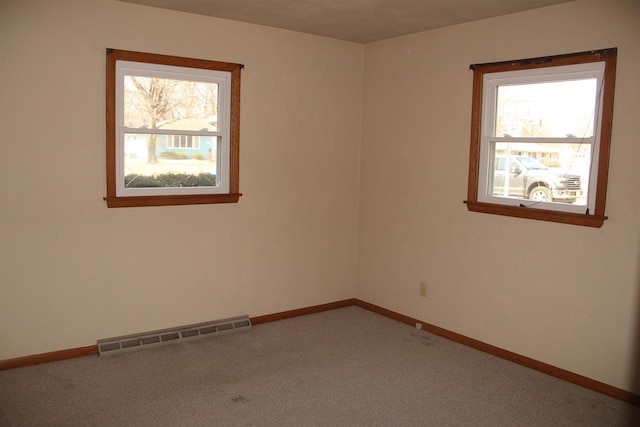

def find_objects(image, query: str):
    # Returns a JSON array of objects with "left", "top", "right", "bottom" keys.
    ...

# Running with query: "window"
[
  {"left": 105, "top": 49, "right": 242, "bottom": 208},
  {"left": 167, "top": 135, "right": 200, "bottom": 149},
  {"left": 466, "top": 48, "right": 617, "bottom": 227}
]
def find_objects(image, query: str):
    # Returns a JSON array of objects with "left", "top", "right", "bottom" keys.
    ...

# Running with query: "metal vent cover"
[{"left": 97, "top": 315, "right": 251, "bottom": 356}]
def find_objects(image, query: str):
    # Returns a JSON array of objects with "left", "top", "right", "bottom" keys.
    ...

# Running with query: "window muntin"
[
  {"left": 106, "top": 49, "right": 242, "bottom": 208},
  {"left": 467, "top": 49, "right": 617, "bottom": 227}
]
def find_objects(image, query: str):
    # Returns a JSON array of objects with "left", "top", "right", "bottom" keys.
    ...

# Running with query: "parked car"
[{"left": 493, "top": 156, "right": 582, "bottom": 203}]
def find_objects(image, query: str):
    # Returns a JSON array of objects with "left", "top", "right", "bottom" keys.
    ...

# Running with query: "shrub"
[
  {"left": 125, "top": 173, "right": 217, "bottom": 188},
  {"left": 191, "top": 153, "right": 204, "bottom": 160},
  {"left": 124, "top": 175, "right": 163, "bottom": 187}
]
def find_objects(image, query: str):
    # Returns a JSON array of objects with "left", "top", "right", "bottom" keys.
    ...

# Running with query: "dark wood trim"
[
  {"left": 250, "top": 298, "right": 357, "bottom": 325},
  {"left": 106, "top": 48, "right": 243, "bottom": 73},
  {"left": 104, "top": 193, "right": 242, "bottom": 208},
  {"left": 354, "top": 299, "right": 640, "bottom": 407},
  {"left": 466, "top": 61, "right": 483, "bottom": 203},
  {"left": 469, "top": 47, "right": 617, "bottom": 72},
  {"left": 466, "top": 48, "right": 617, "bottom": 228},
  {"left": 465, "top": 200, "right": 606, "bottom": 227},
  {"left": 105, "top": 48, "right": 243, "bottom": 208},
  {"left": 594, "top": 50, "right": 617, "bottom": 218},
  {"left": 105, "top": 48, "right": 117, "bottom": 202},
  {"left": 229, "top": 64, "right": 241, "bottom": 195},
  {"left": 0, "top": 345, "right": 98, "bottom": 371}
]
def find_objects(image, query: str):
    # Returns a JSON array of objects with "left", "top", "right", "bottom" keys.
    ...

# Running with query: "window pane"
[
  {"left": 124, "top": 133, "right": 220, "bottom": 188},
  {"left": 124, "top": 76, "right": 219, "bottom": 131},
  {"left": 495, "top": 79, "right": 597, "bottom": 138},
  {"left": 488, "top": 142, "right": 589, "bottom": 205}
]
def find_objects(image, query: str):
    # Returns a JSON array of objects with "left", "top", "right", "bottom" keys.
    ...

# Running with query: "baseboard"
[
  {"left": 0, "top": 298, "right": 357, "bottom": 371},
  {"left": 250, "top": 298, "right": 356, "bottom": 325},
  {"left": 2, "top": 297, "right": 638, "bottom": 408},
  {"left": 0, "top": 345, "right": 98, "bottom": 371},
  {"left": 354, "top": 299, "right": 640, "bottom": 407}
]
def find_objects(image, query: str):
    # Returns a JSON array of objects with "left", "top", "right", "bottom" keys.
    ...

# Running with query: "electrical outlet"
[{"left": 419, "top": 282, "right": 427, "bottom": 297}]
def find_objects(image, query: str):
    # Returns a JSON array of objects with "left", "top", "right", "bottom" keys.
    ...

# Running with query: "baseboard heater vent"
[{"left": 97, "top": 315, "right": 251, "bottom": 356}]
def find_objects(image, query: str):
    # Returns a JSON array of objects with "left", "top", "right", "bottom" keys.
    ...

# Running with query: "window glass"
[
  {"left": 495, "top": 79, "right": 598, "bottom": 138},
  {"left": 488, "top": 143, "right": 589, "bottom": 206},
  {"left": 124, "top": 134, "right": 221, "bottom": 189},
  {"left": 123, "top": 76, "right": 219, "bottom": 131}
]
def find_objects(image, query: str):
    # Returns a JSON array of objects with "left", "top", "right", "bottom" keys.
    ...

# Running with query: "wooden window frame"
[
  {"left": 105, "top": 49, "right": 242, "bottom": 208},
  {"left": 466, "top": 48, "right": 617, "bottom": 227}
]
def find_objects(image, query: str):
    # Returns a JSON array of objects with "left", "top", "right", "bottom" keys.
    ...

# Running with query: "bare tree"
[
  {"left": 125, "top": 76, "right": 217, "bottom": 164},
  {"left": 128, "top": 77, "right": 178, "bottom": 163}
]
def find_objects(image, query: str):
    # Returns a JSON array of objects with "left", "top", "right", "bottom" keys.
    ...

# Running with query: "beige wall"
[
  {"left": 1, "top": 0, "right": 639, "bottom": 396},
  {"left": 357, "top": 0, "right": 640, "bottom": 393},
  {"left": 0, "top": 0, "right": 363, "bottom": 358}
]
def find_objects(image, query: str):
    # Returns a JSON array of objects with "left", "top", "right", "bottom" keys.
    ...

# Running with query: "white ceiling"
[{"left": 117, "top": 0, "right": 574, "bottom": 43}]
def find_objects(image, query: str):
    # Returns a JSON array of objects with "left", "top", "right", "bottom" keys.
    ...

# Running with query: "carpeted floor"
[{"left": 1, "top": 306, "right": 639, "bottom": 426}]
